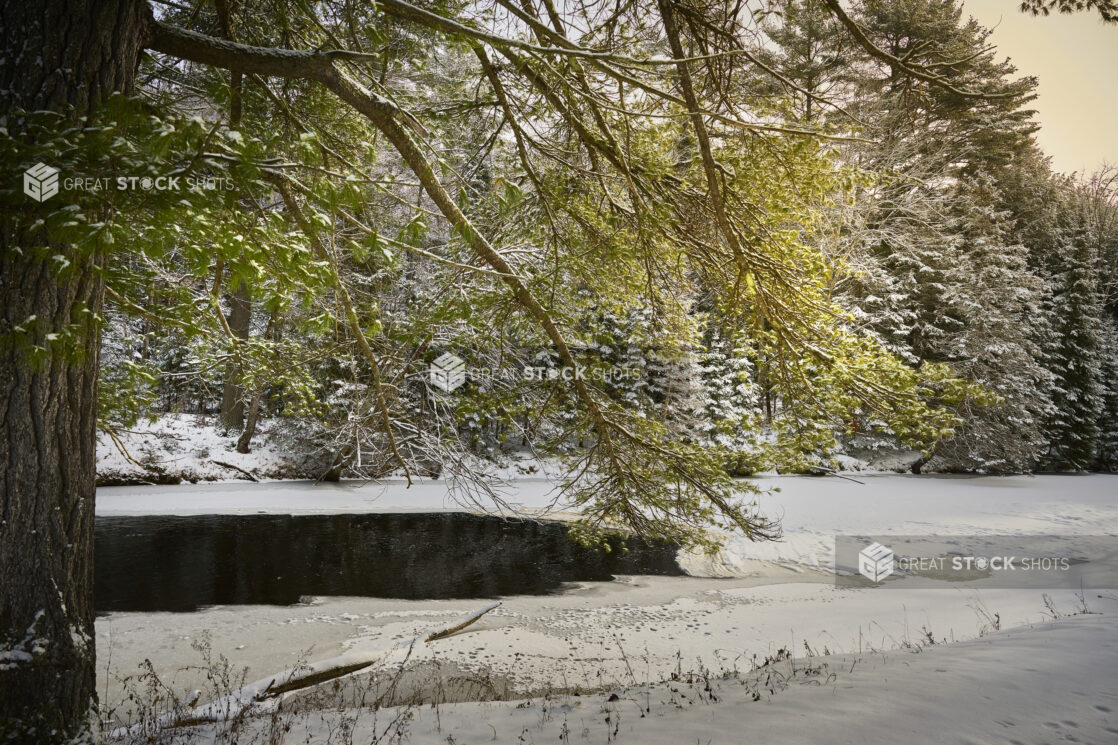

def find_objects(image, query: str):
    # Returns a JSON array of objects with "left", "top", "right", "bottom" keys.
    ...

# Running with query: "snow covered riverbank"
[
  {"left": 97, "top": 577, "right": 1115, "bottom": 711},
  {"left": 174, "top": 612, "right": 1118, "bottom": 745},
  {"left": 96, "top": 474, "right": 1118, "bottom": 741}
]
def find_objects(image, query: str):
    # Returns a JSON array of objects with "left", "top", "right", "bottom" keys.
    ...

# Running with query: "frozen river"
[{"left": 94, "top": 474, "right": 1118, "bottom": 721}]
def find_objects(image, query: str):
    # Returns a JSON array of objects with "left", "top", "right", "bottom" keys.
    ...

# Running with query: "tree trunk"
[
  {"left": 234, "top": 308, "right": 279, "bottom": 454},
  {"left": 219, "top": 278, "right": 252, "bottom": 431},
  {"left": 0, "top": 1, "right": 150, "bottom": 740},
  {"left": 319, "top": 444, "right": 355, "bottom": 482},
  {"left": 910, "top": 441, "right": 943, "bottom": 474},
  {"left": 215, "top": 0, "right": 251, "bottom": 434},
  {"left": 235, "top": 388, "right": 263, "bottom": 454}
]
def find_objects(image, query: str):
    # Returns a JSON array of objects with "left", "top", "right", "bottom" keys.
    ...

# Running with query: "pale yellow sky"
[{"left": 962, "top": 0, "right": 1117, "bottom": 175}]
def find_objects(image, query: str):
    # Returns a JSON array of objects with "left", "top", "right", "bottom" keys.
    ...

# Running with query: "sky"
[{"left": 961, "top": 0, "right": 1118, "bottom": 175}]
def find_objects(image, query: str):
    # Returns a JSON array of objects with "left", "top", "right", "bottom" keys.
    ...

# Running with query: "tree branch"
[
  {"left": 820, "top": 0, "right": 1016, "bottom": 100},
  {"left": 147, "top": 16, "right": 619, "bottom": 468},
  {"left": 271, "top": 175, "right": 412, "bottom": 485}
]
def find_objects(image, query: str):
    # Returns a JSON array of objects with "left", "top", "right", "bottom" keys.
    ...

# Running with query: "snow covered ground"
[
  {"left": 172, "top": 612, "right": 1118, "bottom": 745},
  {"left": 96, "top": 414, "right": 573, "bottom": 485},
  {"left": 95, "top": 475, "right": 1118, "bottom": 741},
  {"left": 97, "top": 414, "right": 323, "bottom": 483}
]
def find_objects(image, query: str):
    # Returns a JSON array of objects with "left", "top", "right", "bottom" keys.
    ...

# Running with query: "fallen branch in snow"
[
  {"left": 108, "top": 602, "right": 501, "bottom": 738},
  {"left": 210, "top": 459, "right": 259, "bottom": 482},
  {"left": 424, "top": 603, "right": 501, "bottom": 642},
  {"left": 102, "top": 425, "right": 172, "bottom": 479},
  {"left": 256, "top": 659, "right": 379, "bottom": 700},
  {"left": 806, "top": 466, "right": 865, "bottom": 485}
]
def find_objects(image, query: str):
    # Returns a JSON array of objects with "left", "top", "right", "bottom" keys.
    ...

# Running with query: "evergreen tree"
[
  {"left": 763, "top": 0, "right": 857, "bottom": 124},
  {"left": 1043, "top": 226, "right": 1103, "bottom": 469},
  {"left": 692, "top": 328, "right": 761, "bottom": 456},
  {"left": 934, "top": 173, "right": 1053, "bottom": 471},
  {"left": 1095, "top": 317, "right": 1118, "bottom": 472},
  {"left": 825, "top": 0, "right": 1056, "bottom": 470}
]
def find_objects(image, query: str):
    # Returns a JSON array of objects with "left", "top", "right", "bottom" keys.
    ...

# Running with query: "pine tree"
[
  {"left": 1095, "top": 317, "right": 1118, "bottom": 472},
  {"left": 692, "top": 329, "right": 761, "bottom": 452},
  {"left": 934, "top": 173, "right": 1054, "bottom": 471},
  {"left": 763, "top": 0, "right": 857, "bottom": 124},
  {"left": 827, "top": 0, "right": 1058, "bottom": 470},
  {"left": 1043, "top": 226, "right": 1103, "bottom": 469}
]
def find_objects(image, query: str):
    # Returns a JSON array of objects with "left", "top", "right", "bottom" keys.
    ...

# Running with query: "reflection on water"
[{"left": 94, "top": 513, "right": 682, "bottom": 613}]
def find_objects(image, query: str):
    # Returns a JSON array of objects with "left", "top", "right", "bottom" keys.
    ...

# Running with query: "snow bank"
[
  {"left": 97, "top": 415, "right": 578, "bottom": 486},
  {"left": 346, "top": 611, "right": 1118, "bottom": 745},
  {"left": 97, "top": 414, "right": 325, "bottom": 484},
  {"left": 97, "top": 576, "right": 1117, "bottom": 720},
  {"left": 132, "top": 611, "right": 1118, "bottom": 745}
]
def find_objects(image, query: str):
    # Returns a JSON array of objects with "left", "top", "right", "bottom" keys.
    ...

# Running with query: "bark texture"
[{"left": 0, "top": 0, "right": 150, "bottom": 740}]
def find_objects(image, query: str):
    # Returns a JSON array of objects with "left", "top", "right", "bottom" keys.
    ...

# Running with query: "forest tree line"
[{"left": 89, "top": 0, "right": 1118, "bottom": 480}]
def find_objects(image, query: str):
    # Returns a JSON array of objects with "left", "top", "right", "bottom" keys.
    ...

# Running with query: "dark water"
[{"left": 94, "top": 513, "right": 683, "bottom": 613}]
